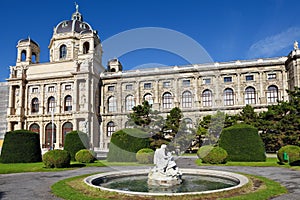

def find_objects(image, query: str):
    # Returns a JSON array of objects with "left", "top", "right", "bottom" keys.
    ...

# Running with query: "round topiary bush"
[
  {"left": 219, "top": 124, "right": 266, "bottom": 162},
  {"left": 1, "top": 130, "right": 42, "bottom": 163},
  {"left": 64, "top": 131, "right": 90, "bottom": 161},
  {"left": 197, "top": 145, "right": 214, "bottom": 160},
  {"left": 136, "top": 148, "right": 154, "bottom": 164},
  {"left": 42, "top": 149, "right": 71, "bottom": 168},
  {"left": 277, "top": 145, "right": 300, "bottom": 166},
  {"left": 75, "top": 149, "right": 96, "bottom": 163},
  {"left": 107, "top": 128, "right": 151, "bottom": 162},
  {"left": 201, "top": 146, "right": 228, "bottom": 164}
]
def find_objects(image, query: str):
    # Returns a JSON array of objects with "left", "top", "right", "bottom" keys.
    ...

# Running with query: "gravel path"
[{"left": 0, "top": 157, "right": 299, "bottom": 200}]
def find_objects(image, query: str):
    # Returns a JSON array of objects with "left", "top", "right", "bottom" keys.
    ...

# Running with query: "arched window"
[
  {"left": 59, "top": 44, "right": 67, "bottom": 59},
  {"left": 45, "top": 123, "right": 56, "bottom": 148},
  {"left": 21, "top": 50, "right": 26, "bottom": 61},
  {"left": 107, "top": 121, "right": 115, "bottom": 137},
  {"left": 64, "top": 95, "right": 72, "bottom": 111},
  {"left": 183, "top": 118, "right": 193, "bottom": 129},
  {"left": 202, "top": 89, "right": 212, "bottom": 107},
  {"left": 29, "top": 123, "right": 40, "bottom": 133},
  {"left": 144, "top": 93, "right": 153, "bottom": 105},
  {"left": 125, "top": 95, "right": 135, "bottom": 111},
  {"left": 31, "top": 98, "right": 39, "bottom": 113},
  {"left": 83, "top": 42, "right": 90, "bottom": 54},
  {"left": 245, "top": 87, "right": 256, "bottom": 104},
  {"left": 32, "top": 52, "right": 37, "bottom": 63},
  {"left": 267, "top": 85, "right": 278, "bottom": 103},
  {"left": 62, "top": 122, "right": 73, "bottom": 145},
  {"left": 125, "top": 121, "right": 134, "bottom": 129},
  {"left": 48, "top": 97, "right": 55, "bottom": 113},
  {"left": 182, "top": 91, "right": 192, "bottom": 108},
  {"left": 224, "top": 88, "right": 234, "bottom": 106},
  {"left": 108, "top": 96, "right": 117, "bottom": 112},
  {"left": 162, "top": 92, "right": 173, "bottom": 109}
]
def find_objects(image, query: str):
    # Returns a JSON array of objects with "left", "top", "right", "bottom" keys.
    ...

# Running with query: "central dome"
[{"left": 54, "top": 8, "right": 93, "bottom": 34}]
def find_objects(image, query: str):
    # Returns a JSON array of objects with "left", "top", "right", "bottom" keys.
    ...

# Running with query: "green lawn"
[
  {"left": 51, "top": 173, "right": 287, "bottom": 200},
  {"left": 0, "top": 160, "right": 152, "bottom": 174}
]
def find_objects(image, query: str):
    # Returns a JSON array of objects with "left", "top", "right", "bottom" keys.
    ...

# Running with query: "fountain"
[{"left": 84, "top": 145, "right": 249, "bottom": 197}]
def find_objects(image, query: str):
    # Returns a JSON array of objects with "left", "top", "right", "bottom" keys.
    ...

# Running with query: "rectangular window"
[
  {"left": 108, "top": 86, "right": 115, "bottom": 91},
  {"left": 65, "top": 85, "right": 71, "bottom": 90},
  {"left": 203, "top": 78, "right": 211, "bottom": 84},
  {"left": 144, "top": 83, "right": 152, "bottom": 89},
  {"left": 267, "top": 73, "right": 276, "bottom": 80},
  {"left": 32, "top": 87, "right": 38, "bottom": 93},
  {"left": 182, "top": 79, "right": 191, "bottom": 87},
  {"left": 125, "top": 84, "right": 133, "bottom": 90},
  {"left": 224, "top": 77, "right": 232, "bottom": 83},
  {"left": 163, "top": 81, "right": 171, "bottom": 88},
  {"left": 246, "top": 75, "right": 254, "bottom": 81},
  {"left": 48, "top": 86, "right": 55, "bottom": 92}
]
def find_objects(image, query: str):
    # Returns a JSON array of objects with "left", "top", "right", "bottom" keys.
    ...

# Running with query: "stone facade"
[
  {"left": 0, "top": 82, "right": 8, "bottom": 139},
  {"left": 3, "top": 7, "right": 300, "bottom": 151}
]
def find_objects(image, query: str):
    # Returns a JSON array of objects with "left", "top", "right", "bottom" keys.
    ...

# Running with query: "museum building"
[{"left": 5, "top": 7, "right": 300, "bottom": 151}]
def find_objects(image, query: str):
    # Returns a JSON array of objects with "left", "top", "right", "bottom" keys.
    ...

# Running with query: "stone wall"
[{"left": 0, "top": 82, "right": 8, "bottom": 139}]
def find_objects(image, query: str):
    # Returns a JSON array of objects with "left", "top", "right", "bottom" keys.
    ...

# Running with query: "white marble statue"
[
  {"left": 294, "top": 40, "right": 298, "bottom": 50},
  {"left": 148, "top": 144, "right": 182, "bottom": 186}
]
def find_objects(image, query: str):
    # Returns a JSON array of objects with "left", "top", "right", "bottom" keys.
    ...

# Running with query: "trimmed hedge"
[
  {"left": 43, "top": 149, "right": 71, "bottom": 168},
  {"left": 219, "top": 124, "right": 266, "bottom": 162},
  {"left": 201, "top": 146, "right": 228, "bottom": 164},
  {"left": 197, "top": 145, "right": 214, "bottom": 160},
  {"left": 136, "top": 148, "right": 154, "bottom": 164},
  {"left": 75, "top": 149, "right": 96, "bottom": 163},
  {"left": 107, "top": 128, "right": 151, "bottom": 162},
  {"left": 277, "top": 145, "right": 300, "bottom": 166},
  {"left": 64, "top": 131, "right": 90, "bottom": 161},
  {"left": 1, "top": 130, "right": 42, "bottom": 163}
]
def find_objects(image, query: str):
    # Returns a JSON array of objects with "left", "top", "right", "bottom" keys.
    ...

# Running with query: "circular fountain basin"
[{"left": 84, "top": 168, "right": 249, "bottom": 197}]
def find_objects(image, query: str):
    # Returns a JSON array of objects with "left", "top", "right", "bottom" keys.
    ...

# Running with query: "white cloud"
[{"left": 247, "top": 27, "right": 300, "bottom": 58}]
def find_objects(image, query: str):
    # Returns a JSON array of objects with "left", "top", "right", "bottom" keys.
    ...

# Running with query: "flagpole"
[{"left": 51, "top": 108, "right": 54, "bottom": 150}]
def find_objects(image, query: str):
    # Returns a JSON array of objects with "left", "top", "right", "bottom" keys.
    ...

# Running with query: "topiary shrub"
[
  {"left": 1, "top": 130, "right": 42, "bottom": 163},
  {"left": 107, "top": 128, "right": 151, "bottom": 162},
  {"left": 201, "top": 146, "right": 228, "bottom": 164},
  {"left": 277, "top": 145, "right": 300, "bottom": 166},
  {"left": 136, "top": 148, "right": 154, "bottom": 164},
  {"left": 42, "top": 149, "right": 71, "bottom": 168},
  {"left": 75, "top": 149, "right": 96, "bottom": 163},
  {"left": 219, "top": 124, "right": 266, "bottom": 162},
  {"left": 197, "top": 145, "right": 214, "bottom": 160},
  {"left": 64, "top": 131, "right": 89, "bottom": 161}
]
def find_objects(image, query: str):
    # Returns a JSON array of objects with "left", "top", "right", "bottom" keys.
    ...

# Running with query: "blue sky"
[{"left": 1, "top": 0, "right": 300, "bottom": 81}]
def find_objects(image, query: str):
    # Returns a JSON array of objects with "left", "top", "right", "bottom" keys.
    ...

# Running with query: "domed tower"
[
  {"left": 16, "top": 37, "right": 40, "bottom": 65},
  {"left": 48, "top": 4, "right": 102, "bottom": 63}
]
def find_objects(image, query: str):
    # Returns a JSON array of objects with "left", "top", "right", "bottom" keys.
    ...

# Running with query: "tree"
[
  {"left": 129, "top": 101, "right": 151, "bottom": 127},
  {"left": 164, "top": 107, "right": 183, "bottom": 137},
  {"left": 196, "top": 111, "right": 234, "bottom": 146}
]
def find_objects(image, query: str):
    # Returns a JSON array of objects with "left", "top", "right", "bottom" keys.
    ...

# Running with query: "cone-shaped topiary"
[
  {"left": 107, "top": 128, "right": 151, "bottom": 162},
  {"left": 219, "top": 124, "right": 266, "bottom": 162},
  {"left": 64, "top": 130, "right": 90, "bottom": 161},
  {"left": 1, "top": 130, "right": 42, "bottom": 163}
]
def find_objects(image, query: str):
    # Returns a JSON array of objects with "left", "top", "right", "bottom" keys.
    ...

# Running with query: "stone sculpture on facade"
[{"left": 148, "top": 144, "right": 182, "bottom": 186}]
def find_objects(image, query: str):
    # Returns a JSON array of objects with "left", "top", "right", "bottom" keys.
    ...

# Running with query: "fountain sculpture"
[{"left": 148, "top": 144, "right": 182, "bottom": 186}]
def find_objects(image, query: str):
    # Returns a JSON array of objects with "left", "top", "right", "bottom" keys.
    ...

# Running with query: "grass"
[
  {"left": 0, "top": 159, "right": 152, "bottom": 174},
  {"left": 51, "top": 173, "right": 287, "bottom": 200},
  {"left": 195, "top": 157, "right": 300, "bottom": 170}
]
